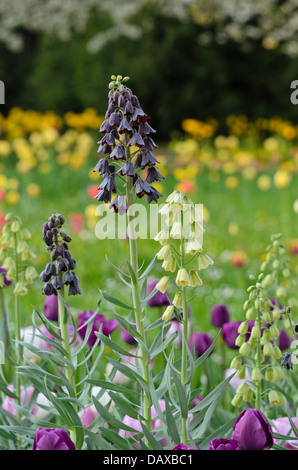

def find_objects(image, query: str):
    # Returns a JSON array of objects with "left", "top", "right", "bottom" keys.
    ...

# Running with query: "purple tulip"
[
  {"left": 33, "top": 428, "right": 75, "bottom": 450},
  {"left": 173, "top": 444, "right": 194, "bottom": 450},
  {"left": 77, "top": 311, "right": 118, "bottom": 348},
  {"left": 120, "top": 325, "right": 137, "bottom": 345},
  {"left": 146, "top": 281, "right": 170, "bottom": 308},
  {"left": 78, "top": 406, "right": 99, "bottom": 428},
  {"left": 0, "top": 265, "right": 11, "bottom": 287},
  {"left": 211, "top": 304, "right": 230, "bottom": 328},
  {"left": 232, "top": 408, "right": 273, "bottom": 450},
  {"left": 44, "top": 294, "right": 59, "bottom": 321},
  {"left": 208, "top": 438, "right": 241, "bottom": 450},
  {"left": 188, "top": 332, "right": 213, "bottom": 357},
  {"left": 279, "top": 329, "right": 291, "bottom": 351},
  {"left": 222, "top": 321, "right": 241, "bottom": 349}
]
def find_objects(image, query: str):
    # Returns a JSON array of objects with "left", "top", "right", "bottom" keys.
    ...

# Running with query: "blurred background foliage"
[{"left": 1, "top": 0, "right": 298, "bottom": 139}]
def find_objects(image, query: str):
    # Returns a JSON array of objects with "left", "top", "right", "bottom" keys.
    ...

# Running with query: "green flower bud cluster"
[
  {"left": 230, "top": 236, "right": 292, "bottom": 409},
  {"left": 154, "top": 190, "right": 213, "bottom": 321},
  {"left": 0, "top": 213, "right": 37, "bottom": 295},
  {"left": 261, "top": 234, "right": 291, "bottom": 307}
]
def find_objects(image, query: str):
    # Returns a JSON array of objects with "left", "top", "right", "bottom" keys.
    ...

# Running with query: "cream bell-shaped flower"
[
  {"left": 166, "top": 190, "right": 185, "bottom": 205},
  {"left": 189, "top": 270, "right": 203, "bottom": 287},
  {"left": 184, "top": 238, "right": 202, "bottom": 255},
  {"left": 173, "top": 292, "right": 183, "bottom": 308},
  {"left": 156, "top": 276, "right": 169, "bottom": 294},
  {"left": 176, "top": 268, "right": 190, "bottom": 287},
  {"left": 154, "top": 229, "right": 170, "bottom": 245},
  {"left": 184, "top": 205, "right": 204, "bottom": 225},
  {"left": 170, "top": 221, "right": 183, "bottom": 239},
  {"left": 157, "top": 245, "right": 172, "bottom": 261},
  {"left": 162, "top": 256, "right": 176, "bottom": 272},
  {"left": 162, "top": 305, "right": 174, "bottom": 322},
  {"left": 184, "top": 222, "right": 204, "bottom": 240},
  {"left": 198, "top": 252, "right": 214, "bottom": 270}
]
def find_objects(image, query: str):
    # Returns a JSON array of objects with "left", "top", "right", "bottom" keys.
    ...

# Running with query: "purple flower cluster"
[
  {"left": 39, "top": 213, "right": 80, "bottom": 297},
  {"left": 94, "top": 75, "right": 163, "bottom": 209}
]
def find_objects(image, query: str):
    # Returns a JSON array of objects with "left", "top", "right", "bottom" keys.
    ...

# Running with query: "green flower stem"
[
  {"left": 255, "top": 306, "right": 262, "bottom": 410},
  {"left": 57, "top": 281, "right": 77, "bottom": 447},
  {"left": 13, "top": 234, "right": 21, "bottom": 409},
  {"left": 0, "top": 288, "right": 12, "bottom": 376},
  {"left": 125, "top": 143, "right": 152, "bottom": 446},
  {"left": 181, "top": 239, "right": 189, "bottom": 445},
  {"left": 13, "top": 233, "right": 22, "bottom": 450}
]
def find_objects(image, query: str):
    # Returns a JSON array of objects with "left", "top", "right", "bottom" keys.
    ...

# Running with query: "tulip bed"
[{"left": 0, "top": 76, "right": 298, "bottom": 451}]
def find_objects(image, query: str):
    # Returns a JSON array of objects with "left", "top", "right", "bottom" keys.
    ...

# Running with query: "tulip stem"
[
  {"left": 57, "top": 282, "right": 77, "bottom": 447},
  {"left": 181, "top": 239, "right": 189, "bottom": 445},
  {"left": 125, "top": 143, "right": 152, "bottom": 447}
]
